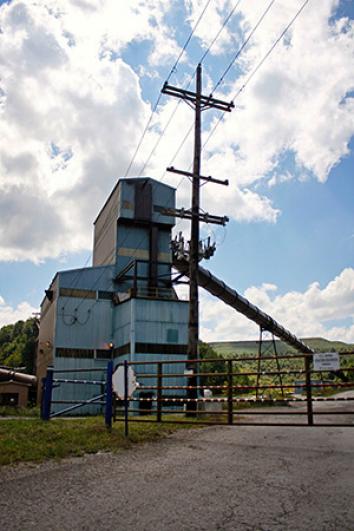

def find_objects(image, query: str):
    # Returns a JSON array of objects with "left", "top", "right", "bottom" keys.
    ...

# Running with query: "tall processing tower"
[{"left": 37, "top": 177, "right": 189, "bottom": 412}]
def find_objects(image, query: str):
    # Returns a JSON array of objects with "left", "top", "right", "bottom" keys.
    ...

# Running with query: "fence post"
[
  {"left": 40, "top": 377, "right": 46, "bottom": 419},
  {"left": 304, "top": 354, "right": 314, "bottom": 426},
  {"left": 124, "top": 360, "right": 129, "bottom": 437},
  {"left": 157, "top": 362, "right": 163, "bottom": 422},
  {"left": 41, "top": 367, "right": 54, "bottom": 421},
  {"left": 105, "top": 360, "right": 113, "bottom": 431},
  {"left": 227, "top": 360, "right": 233, "bottom": 425}
]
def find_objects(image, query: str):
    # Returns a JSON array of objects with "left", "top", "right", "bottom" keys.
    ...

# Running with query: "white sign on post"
[
  {"left": 313, "top": 352, "right": 340, "bottom": 371},
  {"left": 112, "top": 365, "right": 137, "bottom": 399}
]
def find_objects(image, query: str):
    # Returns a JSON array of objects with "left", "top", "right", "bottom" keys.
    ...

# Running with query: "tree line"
[{"left": 0, "top": 317, "right": 38, "bottom": 374}]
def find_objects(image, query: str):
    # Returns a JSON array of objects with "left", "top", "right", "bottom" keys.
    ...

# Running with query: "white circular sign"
[{"left": 112, "top": 365, "right": 137, "bottom": 399}]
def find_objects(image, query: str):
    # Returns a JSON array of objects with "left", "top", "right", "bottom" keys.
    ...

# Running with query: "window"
[
  {"left": 56, "top": 348, "right": 94, "bottom": 359},
  {"left": 167, "top": 329, "right": 179, "bottom": 343},
  {"left": 0, "top": 393, "right": 19, "bottom": 406}
]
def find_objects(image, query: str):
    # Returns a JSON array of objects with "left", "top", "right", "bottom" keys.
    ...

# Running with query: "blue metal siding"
[
  {"left": 135, "top": 322, "right": 185, "bottom": 344},
  {"left": 112, "top": 298, "right": 188, "bottom": 351},
  {"left": 116, "top": 178, "right": 175, "bottom": 225},
  {"left": 115, "top": 225, "right": 150, "bottom": 280},
  {"left": 40, "top": 177, "right": 190, "bottom": 414},
  {"left": 118, "top": 226, "right": 149, "bottom": 250},
  {"left": 51, "top": 357, "right": 108, "bottom": 415},
  {"left": 158, "top": 230, "right": 172, "bottom": 254},
  {"left": 112, "top": 301, "right": 131, "bottom": 348},
  {"left": 133, "top": 299, "right": 188, "bottom": 401},
  {"left": 58, "top": 265, "right": 114, "bottom": 291},
  {"left": 55, "top": 297, "right": 112, "bottom": 349},
  {"left": 135, "top": 299, "right": 188, "bottom": 328},
  {"left": 151, "top": 182, "right": 175, "bottom": 225}
]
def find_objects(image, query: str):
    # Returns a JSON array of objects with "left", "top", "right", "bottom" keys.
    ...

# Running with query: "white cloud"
[
  {"left": 185, "top": 0, "right": 237, "bottom": 55},
  {"left": 146, "top": 0, "right": 354, "bottom": 228},
  {"left": 200, "top": 267, "right": 354, "bottom": 343},
  {"left": 0, "top": 0, "right": 208, "bottom": 263},
  {"left": 0, "top": 0, "right": 353, "bottom": 263},
  {"left": 0, "top": 0, "right": 157, "bottom": 261},
  {"left": 0, "top": 296, "right": 38, "bottom": 328},
  {"left": 268, "top": 171, "right": 293, "bottom": 187},
  {"left": 202, "top": 0, "right": 354, "bottom": 190}
]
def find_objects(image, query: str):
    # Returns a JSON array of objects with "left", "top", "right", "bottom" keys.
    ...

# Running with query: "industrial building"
[{"left": 37, "top": 177, "right": 189, "bottom": 413}]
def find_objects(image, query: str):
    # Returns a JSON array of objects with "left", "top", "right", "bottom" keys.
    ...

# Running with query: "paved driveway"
[{"left": 1, "top": 422, "right": 354, "bottom": 531}]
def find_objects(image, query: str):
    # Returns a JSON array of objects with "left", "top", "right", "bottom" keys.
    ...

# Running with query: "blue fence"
[{"left": 40, "top": 360, "right": 114, "bottom": 429}]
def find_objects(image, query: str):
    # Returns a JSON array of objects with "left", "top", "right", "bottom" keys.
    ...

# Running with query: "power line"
[
  {"left": 125, "top": 0, "right": 213, "bottom": 179},
  {"left": 212, "top": 0, "right": 276, "bottom": 93},
  {"left": 200, "top": 0, "right": 243, "bottom": 64},
  {"left": 59, "top": 0, "right": 305, "bottom": 321},
  {"left": 58, "top": 2, "right": 216, "bottom": 316},
  {"left": 84, "top": 0, "right": 245, "bottom": 291},
  {"left": 202, "top": 0, "right": 311, "bottom": 152},
  {"left": 234, "top": 0, "right": 310, "bottom": 100},
  {"left": 68, "top": 171, "right": 191, "bottom": 318},
  {"left": 138, "top": 0, "right": 245, "bottom": 179},
  {"left": 137, "top": 96, "right": 187, "bottom": 177},
  {"left": 76, "top": 0, "right": 215, "bottom": 257},
  {"left": 102, "top": 0, "right": 242, "bottom": 272},
  {"left": 155, "top": 0, "right": 279, "bottom": 184},
  {"left": 95, "top": 0, "right": 242, "bottom": 274},
  {"left": 58, "top": 252, "right": 92, "bottom": 316},
  {"left": 166, "top": 0, "right": 213, "bottom": 85}
]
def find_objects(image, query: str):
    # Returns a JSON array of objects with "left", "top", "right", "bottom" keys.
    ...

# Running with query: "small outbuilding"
[{"left": 0, "top": 368, "right": 37, "bottom": 407}]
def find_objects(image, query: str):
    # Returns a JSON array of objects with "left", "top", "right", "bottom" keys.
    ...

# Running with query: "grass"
[
  {"left": 0, "top": 405, "right": 40, "bottom": 417},
  {"left": 0, "top": 416, "right": 194, "bottom": 467}
]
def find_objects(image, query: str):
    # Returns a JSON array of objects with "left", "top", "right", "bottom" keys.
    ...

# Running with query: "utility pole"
[
  {"left": 161, "top": 64, "right": 233, "bottom": 412},
  {"left": 190, "top": 62, "right": 202, "bottom": 362}
]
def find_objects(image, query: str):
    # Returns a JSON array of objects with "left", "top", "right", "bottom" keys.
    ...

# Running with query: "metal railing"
[
  {"left": 40, "top": 352, "right": 354, "bottom": 434},
  {"left": 130, "top": 286, "right": 179, "bottom": 300},
  {"left": 114, "top": 351, "right": 354, "bottom": 435},
  {"left": 40, "top": 362, "right": 114, "bottom": 428}
]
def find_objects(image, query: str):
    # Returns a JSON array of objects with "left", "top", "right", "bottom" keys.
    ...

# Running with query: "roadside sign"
[
  {"left": 313, "top": 352, "right": 340, "bottom": 371},
  {"left": 112, "top": 365, "right": 137, "bottom": 399}
]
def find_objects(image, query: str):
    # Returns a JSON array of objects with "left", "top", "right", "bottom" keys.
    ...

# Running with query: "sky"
[{"left": 0, "top": 0, "right": 353, "bottom": 343}]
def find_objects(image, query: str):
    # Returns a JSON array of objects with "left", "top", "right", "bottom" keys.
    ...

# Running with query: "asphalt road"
[
  {"left": 234, "top": 390, "right": 354, "bottom": 425},
  {"left": 1, "top": 421, "right": 354, "bottom": 531}
]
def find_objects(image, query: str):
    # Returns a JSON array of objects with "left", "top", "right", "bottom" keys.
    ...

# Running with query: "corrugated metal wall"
[
  {"left": 93, "top": 184, "right": 120, "bottom": 267},
  {"left": 56, "top": 297, "right": 112, "bottom": 350},
  {"left": 51, "top": 357, "right": 108, "bottom": 415}
]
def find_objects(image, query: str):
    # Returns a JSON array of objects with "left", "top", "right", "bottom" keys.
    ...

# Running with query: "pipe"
[
  {"left": 0, "top": 368, "right": 37, "bottom": 385},
  {"left": 173, "top": 258, "right": 314, "bottom": 355}
]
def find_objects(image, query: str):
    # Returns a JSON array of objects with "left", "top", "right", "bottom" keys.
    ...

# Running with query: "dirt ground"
[{"left": 1, "top": 416, "right": 354, "bottom": 530}]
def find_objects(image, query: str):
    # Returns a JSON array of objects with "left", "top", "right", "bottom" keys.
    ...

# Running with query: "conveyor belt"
[{"left": 173, "top": 258, "right": 314, "bottom": 355}]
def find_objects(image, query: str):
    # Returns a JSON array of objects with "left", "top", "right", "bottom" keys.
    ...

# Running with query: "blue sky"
[{"left": 0, "top": 0, "right": 353, "bottom": 342}]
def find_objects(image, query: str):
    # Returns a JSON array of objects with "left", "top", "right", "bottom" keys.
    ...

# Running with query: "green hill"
[
  {"left": 210, "top": 337, "right": 354, "bottom": 358},
  {"left": 208, "top": 338, "right": 354, "bottom": 397}
]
